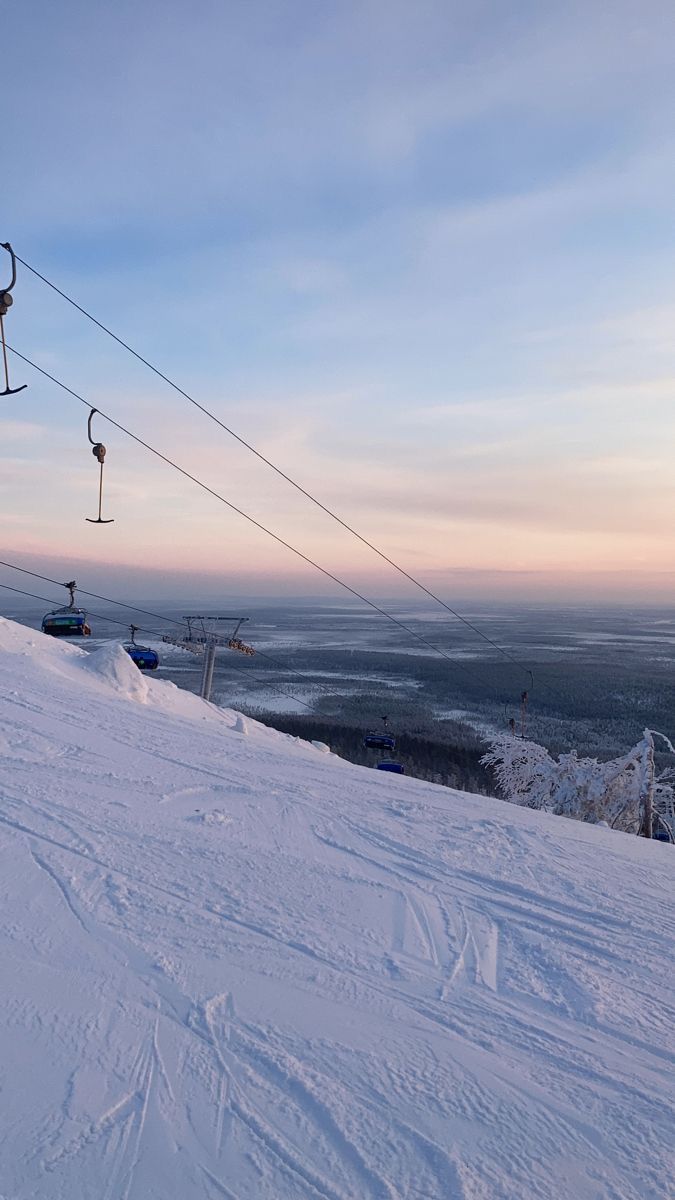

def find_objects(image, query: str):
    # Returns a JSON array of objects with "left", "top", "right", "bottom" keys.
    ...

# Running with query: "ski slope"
[{"left": 0, "top": 617, "right": 672, "bottom": 1200}]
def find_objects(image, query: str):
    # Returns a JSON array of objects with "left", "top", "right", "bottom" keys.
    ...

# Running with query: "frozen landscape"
[
  {"left": 11, "top": 598, "right": 675, "bottom": 766},
  {"left": 0, "top": 616, "right": 673, "bottom": 1199}
]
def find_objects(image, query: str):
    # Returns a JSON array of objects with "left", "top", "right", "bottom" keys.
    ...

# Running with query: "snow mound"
[
  {"left": 79, "top": 640, "right": 149, "bottom": 702},
  {"left": 0, "top": 614, "right": 84, "bottom": 659},
  {"left": 0, "top": 615, "right": 672, "bottom": 1200}
]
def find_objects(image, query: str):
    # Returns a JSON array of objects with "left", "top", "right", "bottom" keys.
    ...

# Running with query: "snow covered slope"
[{"left": 0, "top": 617, "right": 672, "bottom": 1200}]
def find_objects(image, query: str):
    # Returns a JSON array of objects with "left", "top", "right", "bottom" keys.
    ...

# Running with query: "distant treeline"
[
  {"left": 249, "top": 709, "right": 493, "bottom": 796},
  {"left": 230, "top": 643, "right": 675, "bottom": 763}
]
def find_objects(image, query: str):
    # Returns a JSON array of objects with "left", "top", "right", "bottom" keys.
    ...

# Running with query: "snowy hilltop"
[{"left": 0, "top": 616, "right": 672, "bottom": 1199}]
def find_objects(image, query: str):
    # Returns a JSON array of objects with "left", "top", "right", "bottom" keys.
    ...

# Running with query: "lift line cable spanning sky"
[
  {"left": 3, "top": 552, "right": 515, "bottom": 716},
  {"left": 0, "top": 558, "right": 193, "bottom": 633},
  {"left": 238, "top": 646, "right": 341, "bottom": 705},
  {"left": 14, "top": 253, "right": 535, "bottom": 687},
  {"left": 0, "top": 577, "right": 324, "bottom": 714},
  {"left": 0, "top": 579, "right": 168, "bottom": 642},
  {"left": 0, "top": 558, "right": 343, "bottom": 707},
  {"left": 8, "top": 344, "right": 522, "bottom": 704}
]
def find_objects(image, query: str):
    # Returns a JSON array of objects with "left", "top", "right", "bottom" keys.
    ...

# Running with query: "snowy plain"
[{"left": 0, "top": 617, "right": 672, "bottom": 1199}]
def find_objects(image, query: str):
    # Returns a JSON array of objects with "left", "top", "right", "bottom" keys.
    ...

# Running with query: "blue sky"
[{"left": 2, "top": 0, "right": 675, "bottom": 601}]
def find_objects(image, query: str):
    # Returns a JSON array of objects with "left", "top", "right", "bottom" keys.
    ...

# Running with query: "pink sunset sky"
[{"left": 2, "top": 1, "right": 675, "bottom": 605}]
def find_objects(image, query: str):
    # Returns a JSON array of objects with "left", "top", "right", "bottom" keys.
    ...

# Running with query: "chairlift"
[
  {"left": 125, "top": 646, "right": 159, "bottom": 670},
  {"left": 364, "top": 732, "right": 396, "bottom": 751},
  {"left": 42, "top": 611, "right": 91, "bottom": 637},
  {"left": 363, "top": 713, "right": 396, "bottom": 752},
  {"left": 42, "top": 580, "right": 91, "bottom": 638},
  {"left": 123, "top": 624, "right": 159, "bottom": 671},
  {"left": 376, "top": 761, "right": 405, "bottom": 775}
]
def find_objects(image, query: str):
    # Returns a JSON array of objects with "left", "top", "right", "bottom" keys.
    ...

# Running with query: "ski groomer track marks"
[{"left": 0, "top": 620, "right": 672, "bottom": 1199}]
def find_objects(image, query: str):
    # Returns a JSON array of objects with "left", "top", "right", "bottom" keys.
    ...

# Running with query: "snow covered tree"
[{"left": 482, "top": 729, "right": 675, "bottom": 835}]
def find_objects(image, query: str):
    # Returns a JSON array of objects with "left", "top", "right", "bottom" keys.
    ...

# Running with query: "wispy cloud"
[{"left": 2, "top": 1, "right": 675, "bottom": 599}]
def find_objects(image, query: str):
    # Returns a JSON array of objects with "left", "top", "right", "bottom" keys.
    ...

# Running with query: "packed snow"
[{"left": 0, "top": 617, "right": 672, "bottom": 1199}]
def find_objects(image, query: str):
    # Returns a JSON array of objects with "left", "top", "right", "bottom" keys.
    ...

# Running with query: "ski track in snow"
[{"left": 0, "top": 618, "right": 673, "bottom": 1199}]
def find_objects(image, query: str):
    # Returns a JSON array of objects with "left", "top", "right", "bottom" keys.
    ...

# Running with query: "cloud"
[
  {"left": 2, "top": 2, "right": 675, "bottom": 602},
  {"left": 0, "top": 420, "right": 46, "bottom": 442},
  {"left": 4, "top": 0, "right": 675, "bottom": 240}
]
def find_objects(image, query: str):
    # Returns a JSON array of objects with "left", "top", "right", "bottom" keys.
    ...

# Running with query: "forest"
[{"left": 250, "top": 692, "right": 494, "bottom": 795}]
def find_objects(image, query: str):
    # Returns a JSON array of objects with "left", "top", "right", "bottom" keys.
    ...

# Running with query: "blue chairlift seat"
[
  {"left": 124, "top": 644, "right": 159, "bottom": 671},
  {"left": 364, "top": 733, "right": 396, "bottom": 751},
  {"left": 376, "top": 760, "right": 405, "bottom": 775},
  {"left": 42, "top": 609, "right": 91, "bottom": 637}
]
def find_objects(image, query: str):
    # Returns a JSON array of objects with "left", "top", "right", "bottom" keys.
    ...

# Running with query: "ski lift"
[
  {"left": 364, "top": 732, "right": 396, "bottom": 750},
  {"left": 376, "top": 760, "right": 405, "bottom": 775},
  {"left": 363, "top": 714, "right": 396, "bottom": 752},
  {"left": 42, "top": 580, "right": 91, "bottom": 637},
  {"left": 0, "top": 242, "right": 27, "bottom": 396},
  {"left": 86, "top": 408, "right": 114, "bottom": 524},
  {"left": 506, "top": 677, "right": 534, "bottom": 739},
  {"left": 123, "top": 624, "right": 159, "bottom": 671}
]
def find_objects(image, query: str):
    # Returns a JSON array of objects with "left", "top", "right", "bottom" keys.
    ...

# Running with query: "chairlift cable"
[
  {"left": 0, "top": 580, "right": 164, "bottom": 640},
  {"left": 0, "top": 558, "right": 189, "bottom": 630},
  {"left": 244, "top": 645, "right": 341, "bottom": 701},
  {"left": 217, "top": 666, "right": 319, "bottom": 713},
  {"left": 7, "top": 344, "right": 519, "bottom": 703},
  {"left": 13, "top": 253, "right": 536, "bottom": 685},
  {"left": 0, "top": 556, "right": 353, "bottom": 702},
  {"left": 0, "top": 579, "right": 324, "bottom": 712},
  {"left": 0, "top": 557, "right": 341, "bottom": 698}
]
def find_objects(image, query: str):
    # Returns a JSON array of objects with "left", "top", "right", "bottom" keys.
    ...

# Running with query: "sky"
[{"left": 2, "top": 0, "right": 675, "bottom": 606}]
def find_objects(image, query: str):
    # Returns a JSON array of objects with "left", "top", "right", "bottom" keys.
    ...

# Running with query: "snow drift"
[{"left": 0, "top": 617, "right": 672, "bottom": 1199}]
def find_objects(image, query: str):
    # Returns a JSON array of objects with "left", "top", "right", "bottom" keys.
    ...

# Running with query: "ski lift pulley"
[{"left": 228, "top": 636, "right": 255, "bottom": 656}]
